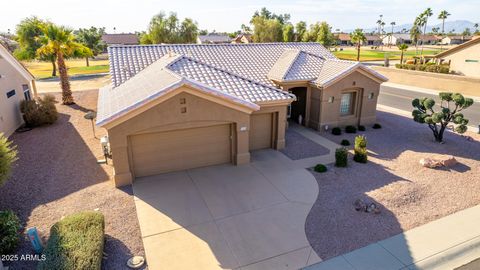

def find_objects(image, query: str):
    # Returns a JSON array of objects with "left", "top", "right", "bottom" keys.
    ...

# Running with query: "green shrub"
[
  {"left": 353, "top": 135, "right": 368, "bottom": 163},
  {"left": 0, "top": 210, "right": 22, "bottom": 255},
  {"left": 20, "top": 94, "right": 58, "bottom": 127},
  {"left": 358, "top": 125, "right": 366, "bottom": 131},
  {"left": 314, "top": 164, "right": 327, "bottom": 173},
  {"left": 331, "top": 127, "right": 342, "bottom": 135},
  {"left": 38, "top": 211, "right": 105, "bottom": 270},
  {"left": 340, "top": 139, "right": 350, "bottom": 146},
  {"left": 345, "top": 125, "right": 357, "bottom": 133},
  {"left": 372, "top": 123, "right": 382, "bottom": 129},
  {"left": 0, "top": 133, "right": 18, "bottom": 187},
  {"left": 396, "top": 63, "right": 450, "bottom": 74},
  {"left": 335, "top": 147, "right": 348, "bottom": 167}
]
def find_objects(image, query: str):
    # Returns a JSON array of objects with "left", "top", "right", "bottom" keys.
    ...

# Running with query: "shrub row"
[
  {"left": 395, "top": 63, "right": 450, "bottom": 74},
  {"left": 38, "top": 211, "right": 105, "bottom": 270},
  {"left": 331, "top": 124, "right": 380, "bottom": 135}
]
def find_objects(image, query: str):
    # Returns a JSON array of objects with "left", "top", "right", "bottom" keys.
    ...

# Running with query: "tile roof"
[
  {"left": 108, "top": 42, "right": 336, "bottom": 87},
  {"left": 101, "top": 34, "right": 139, "bottom": 45},
  {"left": 197, "top": 34, "right": 231, "bottom": 44},
  {"left": 96, "top": 53, "right": 294, "bottom": 126}
]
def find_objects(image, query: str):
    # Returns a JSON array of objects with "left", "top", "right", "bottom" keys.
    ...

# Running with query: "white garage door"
[{"left": 131, "top": 124, "right": 232, "bottom": 177}]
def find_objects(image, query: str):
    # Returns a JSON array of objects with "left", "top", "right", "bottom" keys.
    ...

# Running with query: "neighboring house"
[
  {"left": 101, "top": 33, "right": 139, "bottom": 46},
  {"left": 435, "top": 37, "right": 480, "bottom": 77},
  {"left": 382, "top": 34, "right": 412, "bottom": 45},
  {"left": 335, "top": 33, "right": 352, "bottom": 46},
  {"left": 97, "top": 43, "right": 387, "bottom": 186},
  {"left": 0, "top": 36, "right": 18, "bottom": 52},
  {"left": 418, "top": 35, "right": 440, "bottom": 45},
  {"left": 441, "top": 35, "right": 472, "bottom": 45},
  {"left": 196, "top": 33, "right": 231, "bottom": 44},
  {"left": 364, "top": 35, "right": 382, "bottom": 46},
  {"left": 0, "top": 44, "right": 36, "bottom": 137},
  {"left": 232, "top": 34, "right": 253, "bottom": 44}
]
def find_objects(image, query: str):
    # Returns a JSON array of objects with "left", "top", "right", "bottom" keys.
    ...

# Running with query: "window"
[
  {"left": 340, "top": 92, "right": 355, "bottom": 116},
  {"left": 22, "top": 84, "right": 31, "bottom": 101},
  {"left": 6, "top": 89, "right": 15, "bottom": 98}
]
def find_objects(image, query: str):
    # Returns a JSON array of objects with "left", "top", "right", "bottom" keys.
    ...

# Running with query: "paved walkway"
[{"left": 304, "top": 204, "right": 480, "bottom": 270}]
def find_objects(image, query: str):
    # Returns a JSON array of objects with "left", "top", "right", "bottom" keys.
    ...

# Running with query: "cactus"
[
  {"left": 412, "top": 92, "right": 473, "bottom": 142},
  {"left": 353, "top": 135, "right": 368, "bottom": 163}
]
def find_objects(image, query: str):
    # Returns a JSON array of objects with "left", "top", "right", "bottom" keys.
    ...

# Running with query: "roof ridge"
[
  {"left": 280, "top": 49, "right": 302, "bottom": 80},
  {"left": 108, "top": 42, "right": 326, "bottom": 48}
]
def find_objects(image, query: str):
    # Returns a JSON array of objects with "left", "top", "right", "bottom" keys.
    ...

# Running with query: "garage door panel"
[
  {"left": 131, "top": 124, "right": 231, "bottom": 177},
  {"left": 249, "top": 113, "right": 273, "bottom": 150}
]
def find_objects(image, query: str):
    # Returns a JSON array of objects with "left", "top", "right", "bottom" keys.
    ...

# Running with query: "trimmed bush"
[
  {"left": 340, "top": 139, "right": 350, "bottom": 146},
  {"left": 395, "top": 63, "right": 450, "bottom": 74},
  {"left": 353, "top": 135, "right": 368, "bottom": 163},
  {"left": 0, "top": 133, "right": 18, "bottom": 187},
  {"left": 372, "top": 123, "right": 382, "bottom": 129},
  {"left": 331, "top": 127, "right": 342, "bottom": 135},
  {"left": 20, "top": 94, "right": 58, "bottom": 127},
  {"left": 314, "top": 164, "right": 327, "bottom": 173},
  {"left": 358, "top": 125, "right": 366, "bottom": 131},
  {"left": 345, "top": 125, "right": 357, "bottom": 133},
  {"left": 335, "top": 147, "right": 348, "bottom": 167},
  {"left": 38, "top": 211, "right": 105, "bottom": 270},
  {"left": 0, "top": 210, "right": 22, "bottom": 255}
]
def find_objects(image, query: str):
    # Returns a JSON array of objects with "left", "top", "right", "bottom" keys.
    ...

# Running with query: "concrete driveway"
[{"left": 133, "top": 149, "right": 322, "bottom": 270}]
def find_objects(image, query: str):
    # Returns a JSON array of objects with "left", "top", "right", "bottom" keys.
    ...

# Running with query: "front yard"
[
  {"left": 306, "top": 110, "right": 480, "bottom": 260},
  {"left": 0, "top": 90, "right": 144, "bottom": 269}
]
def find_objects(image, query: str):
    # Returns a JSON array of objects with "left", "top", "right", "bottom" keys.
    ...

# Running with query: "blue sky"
[{"left": 1, "top": 0, "right": 478, "bottom": 34}]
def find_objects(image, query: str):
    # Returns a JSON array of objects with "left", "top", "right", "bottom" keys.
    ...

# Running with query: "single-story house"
[
  {"left": 382, "top": 33, "right": 412, "bottom": 45},
  {"left": 96, "top": 43, "right": 387, "bottom": 186},
  {"left": 418, "top": 35, "right": 440, "bottom": 45},
  {"left": 196, "top": 33, "right": 231, "bottom": 44},
  {"left": 232, "top": 34, "right": 253, "bottom": 44},
  {"left": 365, "top": 35, "right": 382, "bottom": 46},
  {"left": 434, "top": 36, "right": 480, "bottom": 77},
  {"left": 335, "top": 33, "right": 352, "bottom": 46},
  {"left": 101, "top": 33, "right": 139, "bottom": 46},
  {"left": 441, "top": 35, "right": 472, "bottom": 45},
  {"left": 0, "top": 44, "right": 36, "bottom": 137}
]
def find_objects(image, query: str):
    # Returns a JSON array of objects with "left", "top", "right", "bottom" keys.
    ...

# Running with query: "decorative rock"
[
  {"left": 354, "top": 199, "right": 365, "bottom": 211},
  {"left": 420, "top": 155, "right": 457, "bottom": 168},
  {"left": 440, "top": 156, "right": 457, "bottom": 167},
  {"left": 420, "top": 158, "right": 442, "bottom": 168}
]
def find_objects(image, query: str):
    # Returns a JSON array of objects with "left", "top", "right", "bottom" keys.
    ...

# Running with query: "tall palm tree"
[
  {"left": 389, "top": 22, "right": 396, "bottom": 47},
  {"left": 350, "top": 29, "right": 366, "bottom": 61},
  {"left": 420, "top": 8, "right": 433, "bottom": 57},
  {"left": 474, "top": 23, "right": 479, "bottom": 34},
  {"left": 37, "top": 23, "right": 91, "bottom": 104},
  {"left": 397, "top": 43, "right": 409, "bottom": 64},
  {"left": 438, "top": 10, "right": 450, "bottom": 50}
]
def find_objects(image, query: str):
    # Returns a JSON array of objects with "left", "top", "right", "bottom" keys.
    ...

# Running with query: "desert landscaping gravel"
[
  {"left": 280, "top": 129, "right": 330, "bottom": 160},
  {"left": 306, "top": 110, "right": 480, "bottom": 260},
  {"left": 0, "top": 90, "right": 145, "bottom": 270}
]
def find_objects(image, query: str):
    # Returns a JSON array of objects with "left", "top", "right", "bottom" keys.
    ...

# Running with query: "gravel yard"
[
  {"left": 280, "top": 128, "right": 330, "bottom": 160},
  {"left": 306, "top": 110, "right": 480, "bottom": 260},
  {"left": 0, "top": 90, "right": 145, "bottom": 270}
]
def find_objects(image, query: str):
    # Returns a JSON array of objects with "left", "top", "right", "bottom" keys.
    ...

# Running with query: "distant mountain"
[{"left": 345, "top": 20, "right": 477, "bottom": 34}]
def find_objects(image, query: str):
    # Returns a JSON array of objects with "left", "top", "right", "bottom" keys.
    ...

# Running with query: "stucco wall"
[
  {"left": 106, "top": 87, "right": 288, "bottom": 186},
  {"left": 443, "top": 43, "right": 480, "bottom": 77},
  {"left": 318, "top": 71, "right": 380, "bottom": 129},
  {"left": 0, "top": 59, "right": 29, "bottom": 137}
]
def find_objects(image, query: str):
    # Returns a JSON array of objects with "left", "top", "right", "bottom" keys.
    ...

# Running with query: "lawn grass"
[
  {"left": 22, "top": 58, "right": 110, "bottom": 79},
  {"left": 333, "top": 49, "right": 441, "bottom": 61}
]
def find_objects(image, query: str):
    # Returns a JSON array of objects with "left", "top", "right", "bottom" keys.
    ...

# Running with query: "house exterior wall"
[
  {"left": 317, "top": 71, "right": 380, "bottom": 130},
  {"left": 0, "top": 58, "right": 31, "bottom": 137},
  {"left": 105, "top": 87, "right": 288, "bottom": 187},
  {"left": 443, "top": 43, "right": 480, "bottom": 77}
]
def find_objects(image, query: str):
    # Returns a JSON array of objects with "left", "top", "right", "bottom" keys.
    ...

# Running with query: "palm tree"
[
  {"left": 420, "top": 8, "right": 433, "bottom": 57},
  {"left": 397, "top": 43, "right": 409, "bottom": 64},
  {"left": 350, "top": 29, "right": 366, "bottom": 61},
  {"left": 411, "top": 17, "right": 422, "bottom": 54},
  {"left": 389, "top": 22, "right": 396, "bottom": 47},
  {"left": 474, "top": 23, "right": 479, "bottom": 34},
  {"left": 438, "top": 10, "right": 450, "bottom": 36},
  {"left": 37, "top": 23, "right": 91, "bottom": 105}
]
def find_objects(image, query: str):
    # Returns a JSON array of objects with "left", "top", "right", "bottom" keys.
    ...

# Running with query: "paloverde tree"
[
  {"left": 75, "top": 27, "right": 106, "bottom": 66},
  {"left": 250, "top": 8, "right": 288, "bottom": 42},
  {"left": 295, "top": 21, "right": 307, "bottom": 42},
  {"left": 37, "top": 23, "right": 92, "bottom": 104},
  {"left": 350, "top": 28, "right": 366, "bottom": 61},
  {"left": 412, "top": 93, "right": 474, "bottom": 142},
  {"left": 142, "top": 12, "right": 198, "bottom": 44},
  {"left": 283, "top": 23, "right": 294, "bottom": 42}
]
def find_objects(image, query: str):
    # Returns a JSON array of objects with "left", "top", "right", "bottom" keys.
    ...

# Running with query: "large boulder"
[{"left": 420, "top": 155, "right": 457, "bottom": 168}]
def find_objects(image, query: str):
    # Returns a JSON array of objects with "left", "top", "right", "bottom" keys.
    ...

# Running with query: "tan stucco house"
[
  {"left": 96, "top": 43, "right": 387, "bottom": 186},
  {"left": 0, "top": 44, "right": 36, "bottom": 137},
  {"left": 435, "top": 37, "right": 480, "bottom": 77}
]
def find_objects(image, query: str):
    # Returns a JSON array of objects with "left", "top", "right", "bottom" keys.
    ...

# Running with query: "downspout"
[
  {"left": 357, "top": 88, "right": 364, "bottom": 127},
  {"left": 31, "top": 80, "right": 38, "bottom": 98}
]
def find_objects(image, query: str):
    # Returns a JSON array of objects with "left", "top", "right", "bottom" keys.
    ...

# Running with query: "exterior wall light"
[
  {"left": 368, "top": 93, "right": 375, "bottom": 99},
  {"left": 328, "top": 96, "right": 334, "bottom": 103}
]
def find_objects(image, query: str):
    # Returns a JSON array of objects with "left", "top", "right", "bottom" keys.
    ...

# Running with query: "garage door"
[
  {"left": 249, "top": 113, "right": 273, "bottom": 150},
  {"left": 130, "top": 124, "right": 232, "bottom": 177}
]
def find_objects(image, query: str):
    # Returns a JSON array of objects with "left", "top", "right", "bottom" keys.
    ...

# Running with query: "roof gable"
[{"left": 0, "top": 43, "right": 34, "bottom": 81}]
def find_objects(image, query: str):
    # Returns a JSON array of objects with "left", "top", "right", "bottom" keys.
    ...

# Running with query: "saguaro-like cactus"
[{"left": 412, "top": 92, "right": 473, "bottom": 142}]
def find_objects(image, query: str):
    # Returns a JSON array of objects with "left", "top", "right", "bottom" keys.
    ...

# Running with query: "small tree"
[
  {"left": 0, "top": 133, "right": 18, "bottom": 187},
  {"left": 335, "top": 147, "right": 348, "bottom": 167},
  {"left": 412, "top": 92, "right": 473, "bottom": 142},
  {"left": 397, "top": 43, "right": 408, "bottom": 64},
  {"left": 350, "top": 29, "right": 366, "bottom": 61},
  {"left": 353, "top": 135, "right": 368, "bottom": 163}
]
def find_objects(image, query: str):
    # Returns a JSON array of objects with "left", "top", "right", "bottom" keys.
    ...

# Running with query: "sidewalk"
[
  {"left": 304, "top": 204, "right": 480, "bottom": 270},
  {"left": 383, "top": 82, "right": 480, "bottom": 102}
]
